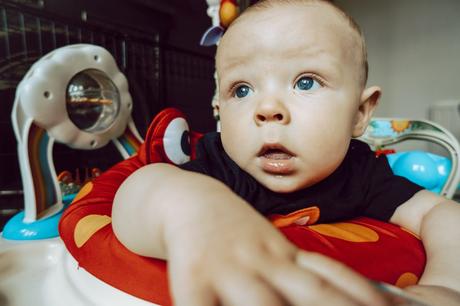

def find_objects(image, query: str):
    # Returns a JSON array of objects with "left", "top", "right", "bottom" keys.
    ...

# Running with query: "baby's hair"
[{"left": 232, "top": 0, "right": 369, "bottom": 86}]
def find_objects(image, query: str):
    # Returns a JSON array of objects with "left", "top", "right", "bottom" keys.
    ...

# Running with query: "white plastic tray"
[{"left": 0, "top": 237, "right": 159, "bottom": 306}]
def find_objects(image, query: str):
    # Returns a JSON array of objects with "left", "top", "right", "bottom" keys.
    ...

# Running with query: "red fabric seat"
[{"left": 59, "top": 108, "right": 425, "bottom": 306}]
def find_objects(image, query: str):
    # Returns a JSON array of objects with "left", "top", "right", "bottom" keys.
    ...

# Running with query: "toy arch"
[{"left": 360, "top": 118, "right": 460, "bottom": 198}]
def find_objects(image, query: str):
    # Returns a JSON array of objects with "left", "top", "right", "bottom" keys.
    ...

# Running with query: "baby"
[{"left": 113, "top": 0, "right": 460, "bottom": 305}]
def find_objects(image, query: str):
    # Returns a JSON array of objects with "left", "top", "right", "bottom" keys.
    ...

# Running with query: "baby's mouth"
[
  {"left": 261, "top": 148, "right": 293, "bottom": 160},
  {"left": 258, "top": 144, "right": 295, "bottom": 160},
  {"left": 257, "top": 144, "right": 296, "bottom": 175}
]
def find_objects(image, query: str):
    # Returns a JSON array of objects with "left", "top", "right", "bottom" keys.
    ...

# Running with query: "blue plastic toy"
[{"left": 360, "top": 118, "right": 460, "bottom": 198}]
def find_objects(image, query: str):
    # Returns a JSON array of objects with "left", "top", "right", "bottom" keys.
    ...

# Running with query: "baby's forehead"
[
  {"left": 218, "top": 4, "right": 355, "bottom": 61},
  {"left": 216, "top": 2, "right": 365, "bottom": 82},
  {"left": 235, "top": 2, "right": 351, "bottom": 32}
]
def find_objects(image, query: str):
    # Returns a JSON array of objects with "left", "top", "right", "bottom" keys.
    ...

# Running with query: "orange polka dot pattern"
[
  {"left": 395, "top": 272, "right": 419, "bottom": 288},
  {"left": 271, "top": 211, "right": 425, "bottom": 289},
  {"left": 72, "top": 182, "right": 93, "bottom": 204}
]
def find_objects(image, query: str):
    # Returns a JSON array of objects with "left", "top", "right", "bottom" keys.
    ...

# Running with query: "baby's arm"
[
  {"left": 390, "top": 190, "right": 460, "bottom": 305},
  {"left": 112, "top": 163, "right": 388, "bottom": 306}
]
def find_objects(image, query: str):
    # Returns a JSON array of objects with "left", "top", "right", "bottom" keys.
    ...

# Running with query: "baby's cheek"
[
  {"left": 299, "top": 130, "right": 349, "bottom": 171},
  {"left": 221, "top": 130, "right": 247, "bottom": 161}
]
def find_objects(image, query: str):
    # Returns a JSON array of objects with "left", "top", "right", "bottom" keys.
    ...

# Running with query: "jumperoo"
[{"left": 1, "top": 2, "right": 460, "bottom": 306}]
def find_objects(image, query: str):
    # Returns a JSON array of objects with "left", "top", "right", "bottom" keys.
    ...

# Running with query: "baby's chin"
[{"left": 256, "top": 174, "right": 319, "bottom": 194}]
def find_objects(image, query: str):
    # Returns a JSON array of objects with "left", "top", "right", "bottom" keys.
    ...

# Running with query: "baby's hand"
[{"left": 165, "top": 207, "right": 389, "bottom": 306}]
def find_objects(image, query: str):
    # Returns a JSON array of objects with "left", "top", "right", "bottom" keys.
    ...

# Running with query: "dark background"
[{"left": 0, "top": 0, "right": 244, "bottom": 228}]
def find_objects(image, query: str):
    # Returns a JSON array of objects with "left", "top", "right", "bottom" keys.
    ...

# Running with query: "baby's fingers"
[
  {"left": 256, "top": 259, "right": 362, "bottom": 306},
  {"left": 296, "top": 251, "right": 389, "bottom": 306},
  {"left": 214, "top": 269, "right": 286, "bottom": 306},
  {"left": 170, "top": 267, "right": 218, "bottom": 306},
  {"left": 171, "top": 282, "right": 217, "bottom": 306}
]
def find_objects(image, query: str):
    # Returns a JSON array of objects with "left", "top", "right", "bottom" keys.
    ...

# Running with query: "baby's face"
[{"left": 216, "top": 3, "right": 369, "bottom": 193}]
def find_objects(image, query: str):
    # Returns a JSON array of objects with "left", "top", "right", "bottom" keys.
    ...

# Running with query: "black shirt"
[{"left": 180, "top": 132, "right": 423, "bottom": 223}]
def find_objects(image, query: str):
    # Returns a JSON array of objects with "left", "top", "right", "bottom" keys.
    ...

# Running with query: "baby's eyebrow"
[
  {"left": 220, "top": 43, "right": 337, "bottom": 71},
  {"left": 284, "top": 45, "right": 326, "bottom": 58},
  {"left": 222, "top": 46, "right": 312, "bottom": 68},
  {"left": 218, "top": 54, "right": 251, "bottom": 72}
]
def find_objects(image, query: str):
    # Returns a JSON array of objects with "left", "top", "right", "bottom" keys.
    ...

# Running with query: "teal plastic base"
[{"left": 2, "top": 194, "right": 76, "bottom": 240}]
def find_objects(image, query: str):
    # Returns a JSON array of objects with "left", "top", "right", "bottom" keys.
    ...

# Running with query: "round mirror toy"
[
  {"left": 4, "top": 44, "right": 142, "bottom": 240},
  {"left": 66, "top": 69, "right": 121, "bottom": 133}
]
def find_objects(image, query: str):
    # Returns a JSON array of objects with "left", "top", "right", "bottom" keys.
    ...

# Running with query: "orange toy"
[{"left": 219, "top": 0, "right": 239, "bottom": 28}]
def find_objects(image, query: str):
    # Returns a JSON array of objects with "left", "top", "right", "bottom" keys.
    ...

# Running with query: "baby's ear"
[{"left": 352, "top": 86, "right": 381, "bottom": 137}]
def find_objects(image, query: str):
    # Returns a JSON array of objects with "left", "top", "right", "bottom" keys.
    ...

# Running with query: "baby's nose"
[
  {"left": 255, "top": 112, "right": 285, "bottom": 123},
  {"left": 254, "top": 99, "right": 290, "bottom": 125}
]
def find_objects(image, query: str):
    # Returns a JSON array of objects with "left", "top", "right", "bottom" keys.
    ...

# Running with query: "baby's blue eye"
[
  {"left": 295, "top": 76, "right": 320, "bottom": 91},
  {"left": 234, "top": 85, "right": 253, "bottom": 98}
]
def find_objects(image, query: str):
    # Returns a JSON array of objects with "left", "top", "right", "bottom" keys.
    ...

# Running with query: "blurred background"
[
  {"left": 336, "top": 0, "right": 460, "bottom": 120},
  {"left": 0, "top": 0, "right": 459, "bottom": 229},
  {"left": 0, "top": 0, "right": 227, "bottom": 228}
]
